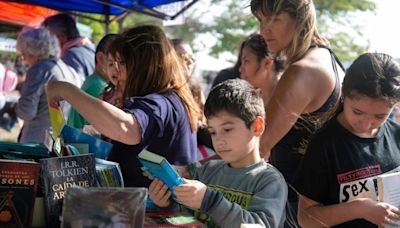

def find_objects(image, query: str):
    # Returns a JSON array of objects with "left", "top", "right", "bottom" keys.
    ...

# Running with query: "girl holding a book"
[{"left": 294, "top": 53, "right": 400, "bottom": 228}]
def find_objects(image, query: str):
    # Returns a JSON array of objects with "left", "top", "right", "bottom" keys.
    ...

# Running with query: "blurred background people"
[
  {"left": 171, "top": 38, "right": 215, "bottom": 162},
  {"left": 239, "top": 34, "right": 285, "bottom": 105},
  {"left": 68, "top": 33, "right": 117, "bottom": 129},
  {"left": 43, "top": 13, "right": 95, "bottom": 84},
  {"left": 16, "top": 27, "right": 81, "bottom": 143}
]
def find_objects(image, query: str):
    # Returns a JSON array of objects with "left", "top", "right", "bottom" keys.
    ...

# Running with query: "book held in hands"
[
  {"left": 138, "top": 149, "right": 184, "bottom": 192},
  {"left": 377, "top": 171, "right": 400, "bottom": 228}
]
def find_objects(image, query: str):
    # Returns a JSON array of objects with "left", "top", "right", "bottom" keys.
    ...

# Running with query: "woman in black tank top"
[{"left": 250, "top": 0, "right": 345, "bottom": 227}]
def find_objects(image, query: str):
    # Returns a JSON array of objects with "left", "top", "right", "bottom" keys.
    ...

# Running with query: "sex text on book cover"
[
  {"left": 40, "top": 154, "right": 96, "bottom": 227},
  {"left": 0, "top": 159, "right": 40, "bottom": 227}
]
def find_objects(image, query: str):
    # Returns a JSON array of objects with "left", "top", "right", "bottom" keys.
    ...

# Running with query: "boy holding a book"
[
  {"left": 294, "top": 53, "right": 400, "bottom": 228},
  {"left": 149, "top": 79, "right": 287, "bottom": 227}
]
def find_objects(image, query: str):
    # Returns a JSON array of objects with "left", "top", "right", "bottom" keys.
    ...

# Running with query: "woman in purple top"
[{"left": 46, "top": 25, "right": 200, "bottom": 187}]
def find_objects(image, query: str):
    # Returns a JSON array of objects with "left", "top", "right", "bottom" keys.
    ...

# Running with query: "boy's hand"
[
  {"left": 174, "top": 178, "right": 207, "bottom": 209},
  {"left": 359, "top": 198, "right": 400, "bottom": 227},
  {"left": 148, "top": 179, "right": 172, "bottom": 207}
]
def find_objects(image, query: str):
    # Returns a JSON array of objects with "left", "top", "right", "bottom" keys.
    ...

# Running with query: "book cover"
[
  {"left": 61, "top": 187, "right": 147, "bottom": 228},
  {"left": 48, "top": 102, "right": 65, "bottom": 139},
  {"left": 144, "top": 211, "right": 206, "bottom": 228},
  {"left": 138, "top": 149, "right": 184, "bottom": 192},
  {"left": 95, "top": 158, "right": 124, "bottom": 187},
  {"left": 40, "top": 154, "right": 97, "bottom": 227},
  {"left": 0, "top": 159, "right": 40, "bottom": 227},
  {"left": 61, "top": 125, "right": 113, "bottom": 159},
  {"left": 377, "top": 172, "right": 400, "bottom": 228}
]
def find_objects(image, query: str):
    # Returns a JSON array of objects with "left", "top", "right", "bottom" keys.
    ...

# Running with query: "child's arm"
[
  {"left": 173, "top": 178, "right": 207, "bottom": 209},
  {"left": 298, "top": 194, "right": 400, "bottom": 227},
  {"left": 148, "top": 179, "right": 172, "bottom": 207},
  {"left": 176, "top": 173, "right": 287, "bottom": 227}
]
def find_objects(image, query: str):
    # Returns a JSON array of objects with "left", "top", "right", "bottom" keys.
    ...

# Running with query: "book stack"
[{"left": 95, "top": 159, "right": 124, "bottom": 187}]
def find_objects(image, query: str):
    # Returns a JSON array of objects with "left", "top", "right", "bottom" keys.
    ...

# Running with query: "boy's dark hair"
[
  {"left": 95, "top": 34, "right": 117, "bottom": 64},
  {"left": 43, "top": 13, "right": 80, "bottom": 41},
  {"left": 204, "top": 79, "right": 265, "bottom": 128},
  {"left": 343, "top": 53, "right": 400, "bottom": 106}
]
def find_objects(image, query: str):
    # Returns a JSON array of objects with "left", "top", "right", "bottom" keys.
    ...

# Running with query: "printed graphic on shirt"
[
  {"left": 195, "top": 184, "right": 253, "bottom": 225},
  {"left": 338, "top": 166, "right": 400, "bottom": 203}
]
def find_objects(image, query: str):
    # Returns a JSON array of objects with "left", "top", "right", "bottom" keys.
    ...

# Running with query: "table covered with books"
[{"left": 0, "top": 102, "right": 207, "bottom": 227}]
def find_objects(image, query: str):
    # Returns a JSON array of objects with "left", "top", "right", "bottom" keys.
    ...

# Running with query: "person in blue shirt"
[{"left": 43, "top": 13, "right": 95, "bottom": 83}]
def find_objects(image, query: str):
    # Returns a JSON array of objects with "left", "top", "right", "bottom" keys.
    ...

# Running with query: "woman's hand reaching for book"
[
  {"left": 174, "top": 178, "right": 207, "bottom": 209},
  {"left": 149, "top": 179, "right": 172, "bottom": 207}
]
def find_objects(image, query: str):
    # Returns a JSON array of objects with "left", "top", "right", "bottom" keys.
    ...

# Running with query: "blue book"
[
  {"left": 60, "top": 125, "right": 113, "bottom": 159},
  {"left": 138, "top": 149, "right": 184, "bottom": 192},
  {"left": 0, "top": 141, "right": 50, "bottom": 161}
]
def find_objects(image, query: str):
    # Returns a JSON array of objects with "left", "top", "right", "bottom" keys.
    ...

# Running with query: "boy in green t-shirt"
[{"left": 67, "top": 34, "right": 116, "bottom": 129}]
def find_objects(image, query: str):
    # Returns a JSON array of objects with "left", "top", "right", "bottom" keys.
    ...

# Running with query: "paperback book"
[
  {"left": 377, "top": 171, "right": 400, "bottom": 228},
  {"left": 0, "top": 159, "right": 40, "bottom": 227},
  {"left": 95, "top": 158, "right": 124, "bottom": 187},
  {"left": 40, "top": 154, "right": 97, "bottom": 227},
  {"left": 61, "top": 125, "right": 112, "bottom": 159},
  {"left": 138, "top": 149, "right": 184, "bottom": 193},
  {"left": 61, "top": 187, "right": 147, "bottom": 228}
]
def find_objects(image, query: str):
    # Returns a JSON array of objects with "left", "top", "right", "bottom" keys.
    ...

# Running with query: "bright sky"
[
  {"left": 365, "top": 0, "right": 400, "bottom": 58},
  {"left": 193, "top": 0, "right": 400, "bottom": 72}
]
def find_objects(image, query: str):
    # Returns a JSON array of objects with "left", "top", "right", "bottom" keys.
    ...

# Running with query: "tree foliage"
[
  {"left": 167, "top": 0, "right": 376, "bottom": 61},
  {"left": 78, "top": 0, "right": 376, "bottom": 61}
]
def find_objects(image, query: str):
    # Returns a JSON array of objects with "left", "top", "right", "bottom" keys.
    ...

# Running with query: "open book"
[
  {"left": 138, "top": 149, "right": 184, "bottom": 192},
  {"left": 377, "top": 171, "right": 400, "bottom": 228}
]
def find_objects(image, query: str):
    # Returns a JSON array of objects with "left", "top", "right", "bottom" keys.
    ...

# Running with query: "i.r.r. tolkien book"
[
  {"left": 0, "top": 159, "right": 40, "bottom": 227},
  {"left": 40, "top": 154, "right": 96, "bottom": 227}
]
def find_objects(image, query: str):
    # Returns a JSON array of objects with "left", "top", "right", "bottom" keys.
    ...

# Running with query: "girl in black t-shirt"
[{"left": 295, "top": 53, "right": 400, "bottom": 228}]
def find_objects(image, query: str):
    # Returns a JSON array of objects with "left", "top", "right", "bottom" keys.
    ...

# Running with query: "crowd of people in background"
[{"left": 1, "top": 0, "right": 400, "bottom": 226}]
